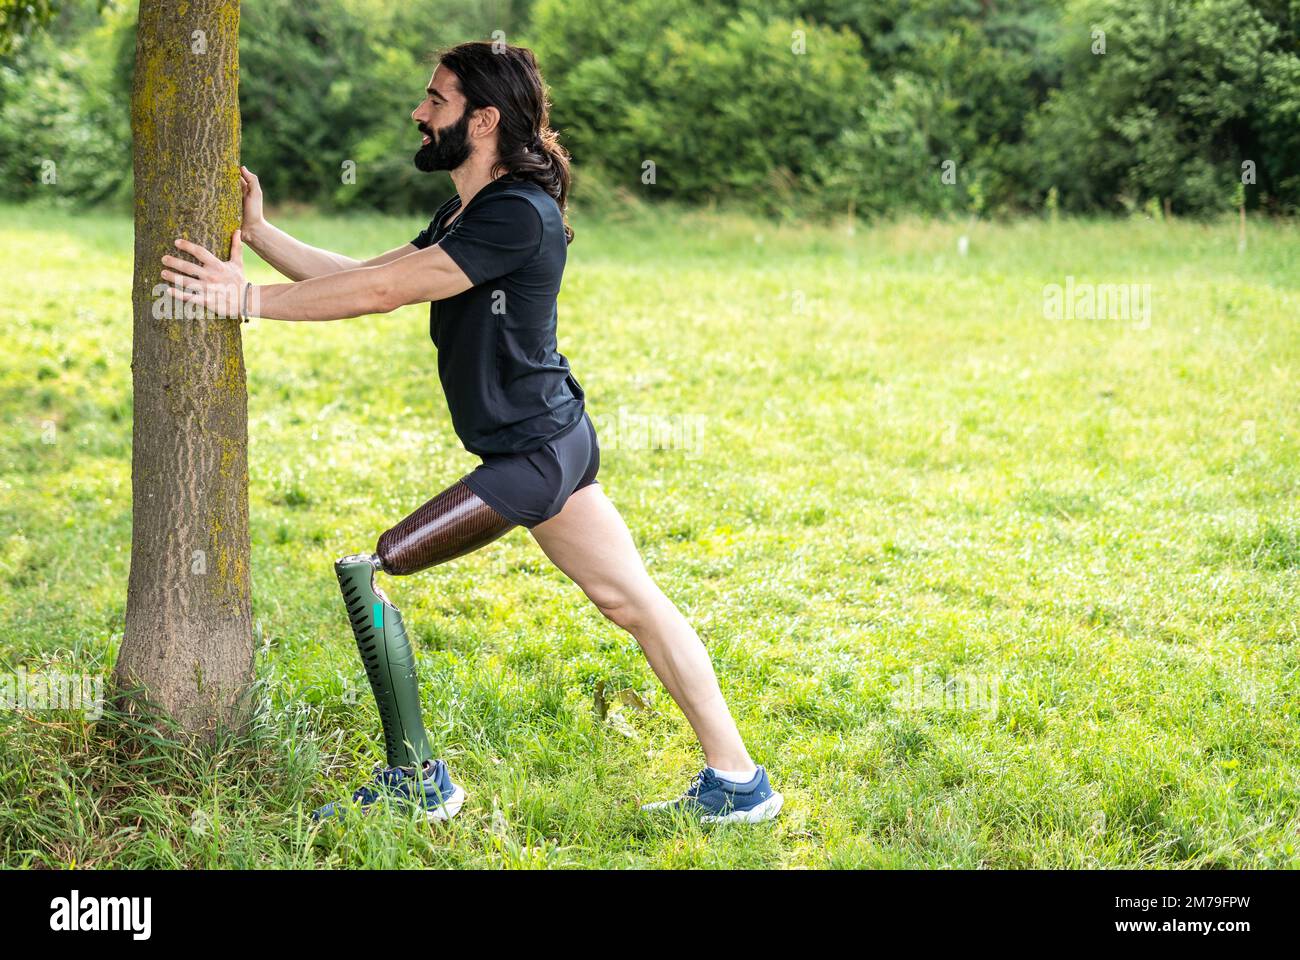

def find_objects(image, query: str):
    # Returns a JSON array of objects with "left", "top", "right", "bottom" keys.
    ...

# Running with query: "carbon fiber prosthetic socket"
[{"left": 375, "top": 479, "right": 515, "bottom": 577}]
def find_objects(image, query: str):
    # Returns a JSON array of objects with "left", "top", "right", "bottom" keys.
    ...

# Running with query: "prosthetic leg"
[
  {"left": 334, "top": 553, "right": 432, "bottom": 769},
  {"left": 336, "top": 480, "right": 515, "bottom": 770}
]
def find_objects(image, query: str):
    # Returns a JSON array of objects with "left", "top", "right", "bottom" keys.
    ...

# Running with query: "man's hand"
[
  {"left": 161, "top": 231, "right": 246, "bottom": 319},
  {"left": 240, "top": 166, "right": 265, "bottom": 243}
]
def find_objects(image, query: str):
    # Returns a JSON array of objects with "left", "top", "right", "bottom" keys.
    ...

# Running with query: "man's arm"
[
  {"left": 237, "top": 168, "right": 418, "bottom": 280},
  {"left": 245, "top": 220, "right": 417, "bottom": 281},
  {"left": 247, "top": 244, "right": 474, "bottom": 321}
]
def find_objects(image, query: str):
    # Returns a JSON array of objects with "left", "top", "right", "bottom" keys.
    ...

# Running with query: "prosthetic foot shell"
[{"left": 335, "top": 554, "right": 433, "bottom": 769}]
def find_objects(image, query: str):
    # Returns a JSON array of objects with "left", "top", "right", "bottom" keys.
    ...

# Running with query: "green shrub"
[
  {"left": 0, "top": 12, "right": 131, "bottom": 207},
  {"left": 0, "top": 0, "right": 1295, "bottom": 218},
  {"left": 1025, "top": 0, "right": 1300, "bottom": 215}
]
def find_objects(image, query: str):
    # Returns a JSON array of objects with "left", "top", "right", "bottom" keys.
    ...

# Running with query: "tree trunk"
[{"left": 114, "top": 0, "right": 253, "bottom": 739}]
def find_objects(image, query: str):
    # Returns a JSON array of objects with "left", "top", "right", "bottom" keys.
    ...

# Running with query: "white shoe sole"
[
  {"left": 641, "top": 791, "right": 784, "bottom": 823},
  {"left": 424, "top": 785, "right": 467, "bottom": 822}
]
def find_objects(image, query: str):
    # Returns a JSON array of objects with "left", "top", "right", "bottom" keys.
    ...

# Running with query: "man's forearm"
[
  {"left": 245, "top": 220, "right": 362, "bottom": 281},
  {"left": 248, "top": 265, "right": 396, "bottom": 322}
]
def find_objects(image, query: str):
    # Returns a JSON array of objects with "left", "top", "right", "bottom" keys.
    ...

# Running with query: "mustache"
[{"left": 417, "top": 122, "right": 436, "bottom": 139}]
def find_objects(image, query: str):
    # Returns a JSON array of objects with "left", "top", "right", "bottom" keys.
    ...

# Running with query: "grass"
[{"left": 0, "top": 200, "right": 1297, "bottom": 868}]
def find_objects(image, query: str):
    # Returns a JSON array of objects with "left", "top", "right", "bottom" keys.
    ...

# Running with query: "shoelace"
[
  {"left": 353, "top": 764, "right": 413, "bottom": 801},
  {"left": 684, "top": 767, "right": 716, "bottom": 798},
  {"left": 340, "top": 759, "right": 445, "bottom": 807}
]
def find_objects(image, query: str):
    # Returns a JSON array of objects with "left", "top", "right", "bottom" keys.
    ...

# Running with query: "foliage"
[
  {"left": 0, "top": 0, "right": 1297, "bottom": 220},
  {"left": 1026, "top": 0, "right": 1300, "bottom": 214}
]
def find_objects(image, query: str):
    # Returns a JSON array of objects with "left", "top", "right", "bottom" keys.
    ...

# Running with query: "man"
[{"left": 160, "top": 41, "right": 782, "bottom": 825}]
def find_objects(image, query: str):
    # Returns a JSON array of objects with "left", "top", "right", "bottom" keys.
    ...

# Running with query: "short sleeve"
[
  {"left": 410, "top": 220, "right": 435, "bottom": 250},
  {"left": 436, "top": 195, "right": 543, "bottom": 286}
]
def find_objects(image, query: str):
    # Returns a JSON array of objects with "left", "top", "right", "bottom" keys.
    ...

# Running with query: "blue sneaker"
[
  {"left": 641, "top": 766, "right": 783, "bottom": 823},
  {"left": 311, "top": 758, "right": 466, "bottom": 823}
]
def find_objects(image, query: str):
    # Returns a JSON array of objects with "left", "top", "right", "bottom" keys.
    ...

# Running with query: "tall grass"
[{"left": 1, "top": 204, "right": 1296, "bottom": 867}]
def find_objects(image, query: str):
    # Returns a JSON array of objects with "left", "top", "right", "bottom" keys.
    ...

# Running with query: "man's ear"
[{"left": 471, "top": 104, "right": 500, "bottom": 139}]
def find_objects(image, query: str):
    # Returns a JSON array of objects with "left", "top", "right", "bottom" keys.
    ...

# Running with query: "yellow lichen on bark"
[
  {"left": 217, "top": 350, "right": 241, "bottom": 394},
  {"left": 131, "top": 47, "right": 178, "bottom": 157},
  {"left": 218, "top": 434, "right": 238, "bottom": 477}
]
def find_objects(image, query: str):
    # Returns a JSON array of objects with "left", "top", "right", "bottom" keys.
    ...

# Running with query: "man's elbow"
[{"left": 371, "top": 280, "right": 406, "bottom": 315}]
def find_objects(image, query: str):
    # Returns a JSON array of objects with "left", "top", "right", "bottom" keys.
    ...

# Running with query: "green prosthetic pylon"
[{"left": 335, "top": 553, "right": 433, "bottom": 769}]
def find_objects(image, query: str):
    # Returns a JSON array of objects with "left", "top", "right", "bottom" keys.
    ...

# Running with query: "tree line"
[{"left": 1, "top": 0, "right": 1296, "bottom": 218}]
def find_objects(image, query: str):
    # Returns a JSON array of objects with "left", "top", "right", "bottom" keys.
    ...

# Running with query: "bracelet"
[{"left": 242, "top": 281, "right": 252, "bottom": 323}]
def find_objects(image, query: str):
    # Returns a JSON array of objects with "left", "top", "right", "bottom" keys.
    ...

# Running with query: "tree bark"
[{"left": 114, "top": 0, "right": 253, "bottom": 739}]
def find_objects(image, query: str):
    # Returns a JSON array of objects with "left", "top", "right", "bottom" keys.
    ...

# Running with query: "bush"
[
  {"left": 531, "top": 1, "right": 871, "bottom": 216},
  {"left": 0, "top": 0, "right": 1295, "bottom": 218},
  {"left": 1025, "top": 0, "right": 1300, "bottom": 215},
  {"left": 0, "top": 11, "right": 132, "bottom": 208}
]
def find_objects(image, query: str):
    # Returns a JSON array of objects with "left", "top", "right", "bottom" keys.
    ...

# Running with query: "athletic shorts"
[{"left": 461, "top": 410, "right": 600, "bottom": 529}]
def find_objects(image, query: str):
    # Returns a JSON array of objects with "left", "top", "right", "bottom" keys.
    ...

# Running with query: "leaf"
[
  {"left": 618, "top": 688, "right": 651, "bottom": 712},
  {"left": 593, "top": 682, "right": 650, "bottom": 719},
  {"left": 605, "top": 711, "right": 639, "bottom": 740}
]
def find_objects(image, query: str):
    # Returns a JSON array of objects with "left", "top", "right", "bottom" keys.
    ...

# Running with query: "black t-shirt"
[{"left": 410, "top": 175, "right": 585, "bottom": 457}]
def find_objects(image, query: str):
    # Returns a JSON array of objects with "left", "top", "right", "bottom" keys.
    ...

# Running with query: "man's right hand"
[{"left": 240, "top": 165, "right": 265, "bottom": 242}]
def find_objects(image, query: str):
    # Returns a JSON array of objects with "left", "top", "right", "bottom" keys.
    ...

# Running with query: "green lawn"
[{"left": 1, "top": 202, "right": 1297, "bottom": 868}]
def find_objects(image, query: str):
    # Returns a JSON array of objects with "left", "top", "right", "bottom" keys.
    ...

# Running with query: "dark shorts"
[{"left": 461, "top": 410, "right": 600, "bottom": 529}]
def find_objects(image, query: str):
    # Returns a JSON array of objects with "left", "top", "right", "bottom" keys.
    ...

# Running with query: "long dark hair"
[{"left": 439, "top": 41, "right": 574, "bottom": 243}]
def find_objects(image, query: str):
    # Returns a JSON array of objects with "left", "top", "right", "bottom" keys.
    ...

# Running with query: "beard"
[{"left": 413, "top": 109, "right": 472, "bottom": 172}]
